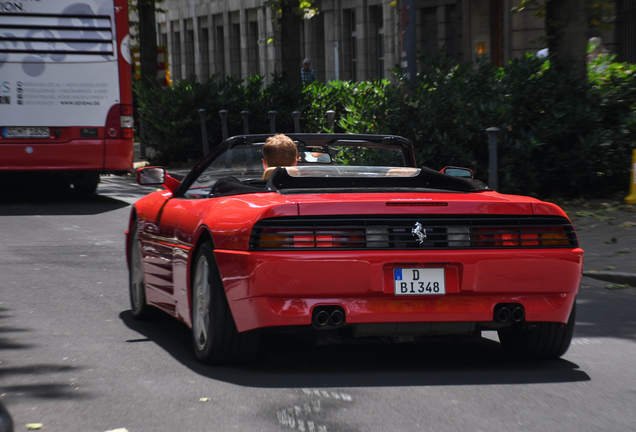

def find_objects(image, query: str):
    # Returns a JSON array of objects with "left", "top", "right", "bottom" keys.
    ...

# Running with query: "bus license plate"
[
  {"left": 2, "top": 127, "right": 50, "bottom": 138},
  {"left": 394, "top": 268, "right": 445, "bottom": 295}
]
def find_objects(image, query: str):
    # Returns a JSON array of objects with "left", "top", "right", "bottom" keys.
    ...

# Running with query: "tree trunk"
[
  {"left": 138, "top": 0, "right": 158, "bottom": 87},
  {"left": 280, "top": 2, "right": 301, "bottom": 83},
  {"left": 545, "top": 0, "right": 588, "bottom": 82}
]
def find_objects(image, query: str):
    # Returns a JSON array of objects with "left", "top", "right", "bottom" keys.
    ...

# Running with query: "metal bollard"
[
  {"left": 219, "top": 110, "right": 228, "bottom": 141},
  {"left": 241, "top": 111, "right": 250, "bottom": 135},
  {"left": 486, "top": 127, "right": 500, "bottom": 191},
  {"left": 269, "top": 111, "right": 277, "bottom": 133},
  {"left": 326, "top": 110, "right": 336, "bottom": 132},
  {"left": 292, "top": 111, "right": 301, "bottom": 133},
  {"left": 198, "top": 109, "right": 210, "bottom": 156}
]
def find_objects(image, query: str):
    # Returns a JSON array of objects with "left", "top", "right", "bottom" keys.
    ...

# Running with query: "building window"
[
  {"left": 248, "top": 21, "right": 259, "bottom": 76},
  {"left": 370, "top": 5, "right": 385, "bottom": 79},
  {"left": 200, "top": 27, "right": 209, "bottom": 78},
  {"left": 445, "top": 4, "right": 458, "bottom": 63},
  {"left": 343, "top": 9, "right": 357, "bottom": 81},
  {"left": 231, "top": 23, "right": 241, "bottom": 78},
  {"left": 350, "top": 9, "right": 357, "bottom": 82},
  {"left": 215, "top": 24, "right": 225, "bottom": 76},
  {"left": 186, "top": 29, "right": 195, "bottom": 78},
  {"left": 418, "top": 8, "right": 437, "bottom": 59},
  {"left": 418, "top": 7, "right": 438, "bottom": 70},
  {"left": 172, "top": 30, "right": 181, "bottom": 81},
  {"left": 620, "top": 0, "right": 636, "bottom": 62}
]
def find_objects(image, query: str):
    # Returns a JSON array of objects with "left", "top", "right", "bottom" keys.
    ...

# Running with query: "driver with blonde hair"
[{"left": 262, "top": 134, "right": 298, "bottom": 169}]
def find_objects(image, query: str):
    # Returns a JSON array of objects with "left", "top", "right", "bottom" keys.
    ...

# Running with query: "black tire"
[
  {"left": 73, "top": 172, "right": 100, "bottom": 194},
  {"left": 129, "top": 222, "right": 152, "bottom": 319},
  {"left": 498, "top": 300, "right": 576, "bottom": 360},
  {"left": 191, "top": 242, "right": 260, "bottom": 364},
  {"left": 43, "top": 174, "right": 71, "bottom": 197}
]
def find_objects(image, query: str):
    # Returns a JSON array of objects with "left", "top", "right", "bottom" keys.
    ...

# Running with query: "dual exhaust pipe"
[
  {"left": 494, "top": 303, "right": 525, "bottom": 323},
  {"left": 312, "top": 306, "right": 345, "bottom": 329},
  {"left": 313, "top": 303, "right": 523, "bottom": 329}
]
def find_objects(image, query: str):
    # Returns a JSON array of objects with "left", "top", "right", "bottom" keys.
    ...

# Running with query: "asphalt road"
[{"left": 1, "top": 175, "right": 635, "bottom": 432}]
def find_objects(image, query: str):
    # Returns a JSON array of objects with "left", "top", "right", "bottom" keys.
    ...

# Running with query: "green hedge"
[
  {"left": 134, "top": 56, "right": 636, "bottom": 198},
  {"left": 135, "top": 73, "right": 305, "bottom": 165}
]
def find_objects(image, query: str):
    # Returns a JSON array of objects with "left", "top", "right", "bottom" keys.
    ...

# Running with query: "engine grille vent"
[{"left": 249, "top": 215, "right": 578, "bottom": 250}]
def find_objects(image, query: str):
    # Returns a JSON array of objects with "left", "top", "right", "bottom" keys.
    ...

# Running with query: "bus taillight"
[{"left": 120, "top": 104, "right": 134, "bottom": 139}]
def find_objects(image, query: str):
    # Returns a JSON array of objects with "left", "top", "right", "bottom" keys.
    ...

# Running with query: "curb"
[{"left": 583, "top": 271, "right": 636, "bottom": 287}]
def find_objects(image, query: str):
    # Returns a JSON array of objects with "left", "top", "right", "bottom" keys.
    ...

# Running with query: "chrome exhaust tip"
[
  {"left": 511, "top": 306, "right": 525, "bottom": 322},
  {"left": 314, "top": 310, "right": 330, "bottom": 327},
  {"left": 496, "top": 307, "right": 511, "bottom": 323},
  {"left": 330, "top": 309, "right": 344, "bottom": 326}
]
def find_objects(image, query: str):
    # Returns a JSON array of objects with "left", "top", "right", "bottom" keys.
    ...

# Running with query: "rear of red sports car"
[
  {"left": 129, "top": 135, "right": 583, "bottom": 364},
  {"left": 214, "top": 190, "right": 582, "bottom": 355},
  {"left": 219, "top": 194, "right": 581, "bottom": 328}
]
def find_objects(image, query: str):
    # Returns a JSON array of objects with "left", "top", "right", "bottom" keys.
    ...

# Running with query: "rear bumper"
[
  {"left": 214, "top": 248, "right": 584, "bottom": 332},
  {"left": 0, "top": 139, "right": 132, "bottom": 171}
]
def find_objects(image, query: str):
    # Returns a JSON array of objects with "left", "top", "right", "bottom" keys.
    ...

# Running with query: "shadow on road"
[
  {"left": 0, "top": 308, "right": 33, "bottom": 352},
  {"left": 0, "top": 307, "right": 90, "bottom": 401},
  {"left": 120, "top": 310, "right": 591, "bottom": 389},
  {"left": 0, "top": 193, "right": 129, "bottom": 216}
]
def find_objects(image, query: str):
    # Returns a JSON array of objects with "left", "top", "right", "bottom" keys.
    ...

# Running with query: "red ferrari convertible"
[{"left": 126, "top": 133, "right": 583, "bottom": 364}]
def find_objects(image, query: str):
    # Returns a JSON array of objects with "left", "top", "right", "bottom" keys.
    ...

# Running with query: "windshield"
[
  {"left": 183, "top": 135, "right": 414, "bottom": 199},
  {"left": 286, "top": 166, "right": 421, "bottom": 178}
]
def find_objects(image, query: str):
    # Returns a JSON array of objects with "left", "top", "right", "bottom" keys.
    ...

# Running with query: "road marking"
[
  {"left": 277, "top": 389, "right": 354, "bottom": 431},
  {"left": 301, "top": 389, "right": 353, "bottom": 401}
]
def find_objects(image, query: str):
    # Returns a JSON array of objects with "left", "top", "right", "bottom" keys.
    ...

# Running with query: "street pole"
[
  {"left": 198, "top": 109, "right": 209, "bottom": 156},
  {"left": 400, "top": 0, "right": 417, "bottom": 83}
]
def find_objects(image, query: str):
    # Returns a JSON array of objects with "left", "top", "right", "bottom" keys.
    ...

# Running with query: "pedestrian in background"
[{"left": 301, "top": 58, "right": 317, "bottom": 83}]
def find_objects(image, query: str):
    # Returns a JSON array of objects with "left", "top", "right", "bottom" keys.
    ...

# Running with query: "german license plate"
[
  {"left": 394, "top": 268, "right": 445, "bottom": 295},
  {"left": 2, "top": 127, "right": 50, "bottom": 138}
]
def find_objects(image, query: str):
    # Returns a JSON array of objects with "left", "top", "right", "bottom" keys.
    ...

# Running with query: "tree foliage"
[
  {"left": 262, "top": 1, "right": 318, "bottom": 82},
  {"left": 128, "top": 0, "right": 165, "bottom": 87},
  {"left": 134, "top": 55, "right": 636, "bottom": 198},
  {"left": 513, "top": 0, "right": 615, "bottom": 83}
]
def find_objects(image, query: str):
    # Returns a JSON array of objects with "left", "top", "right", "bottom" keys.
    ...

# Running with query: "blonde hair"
[{"left": 262, "top": 134, "right": 298, "bottom": 167}]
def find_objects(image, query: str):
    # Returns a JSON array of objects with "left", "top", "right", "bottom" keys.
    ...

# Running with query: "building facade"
[{"left": 156, "top": 0, "right": 636, "bottom": 85}]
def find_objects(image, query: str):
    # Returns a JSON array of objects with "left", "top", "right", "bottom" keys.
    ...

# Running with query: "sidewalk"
[{"left": 559, "top": 199, "right": 636, "bottom": 288}]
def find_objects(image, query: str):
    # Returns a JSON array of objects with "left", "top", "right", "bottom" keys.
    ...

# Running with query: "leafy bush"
[
  {"left": 134, "top": 73, "right": 305, "bottom": 166},
  {"left": 134, "top": 56, "right": 636, "bottom": 198}
]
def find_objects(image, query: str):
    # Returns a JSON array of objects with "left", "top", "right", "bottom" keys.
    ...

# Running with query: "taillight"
[
  {"left": 120, "top": 104, "right": 134, "bottom": 138},
  {"left": 121, "top": 104, "right": 134, "bottom": 116},
  {"left": 104, "top": 104, "right": 134, "bottom": 139},
  {"left": 257, "top": 228, "right": 364, "bottom": 248},
  {"left": 473, "top": 226, "right": 570, "bottom": 247},
  {"left": 473, "top": 228, "right": 519, "bottom": 246},
  {"left": 259, "top": 229, "right": 291, "bottom": 248},
  {"left": 536, "top": 226, "right": 570, "bottom": 246}
]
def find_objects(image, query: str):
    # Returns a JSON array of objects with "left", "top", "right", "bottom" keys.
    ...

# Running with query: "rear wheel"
[
  {"left": 498, "top": 301, "right": 576, "bottom": 360},
  {"left": 191, "top": 242, "right": 260, "bottom": 364},
  {"left": 129, "top": 222, "right": 152, "bottom": 319},
  {"left": 73, "top": 172, "right": 100, "bottom": 194}
]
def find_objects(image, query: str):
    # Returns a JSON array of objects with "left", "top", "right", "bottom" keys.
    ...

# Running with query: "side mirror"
[
  {"left": 441, "top": 166, "right": 473, "bottom": 179},
  {"left": 137, "top": 167, "right": 166, "bottom": 185}
]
